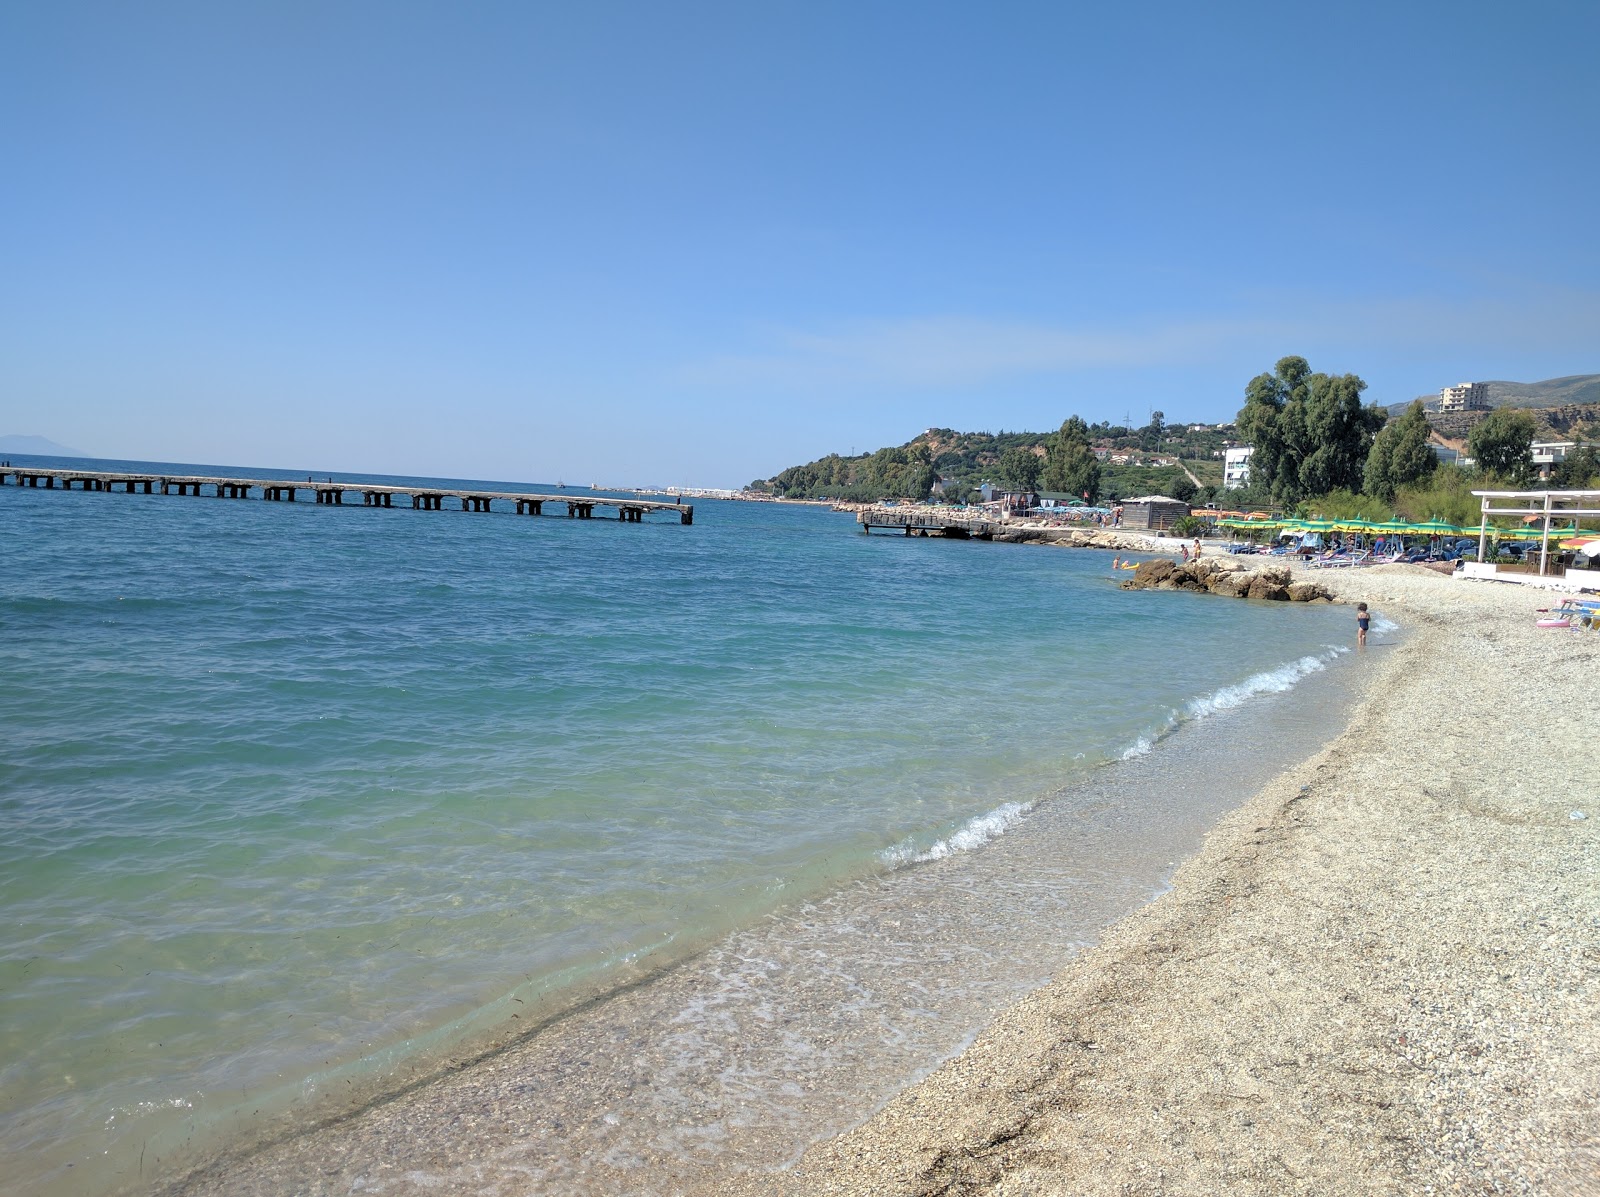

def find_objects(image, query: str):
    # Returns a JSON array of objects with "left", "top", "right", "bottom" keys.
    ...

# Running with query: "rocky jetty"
[{"left": 1120, "top": 557, "right": 1334, "bottom": 602}]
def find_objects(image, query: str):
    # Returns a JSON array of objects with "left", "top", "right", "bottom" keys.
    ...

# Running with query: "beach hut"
[{"left": 1120, "top": 495, "right": 1190, "bottom": 531}]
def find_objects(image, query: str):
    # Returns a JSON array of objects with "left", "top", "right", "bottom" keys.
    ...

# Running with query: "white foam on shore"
[
  {"left": 1183, "top": 648, "right": 1346, "bottom": 720},
  {"left": 1118, "top": 646, "right": 1348, "bottom": 759},
  {"left": 887, "top": 646, "right": 1353, "bottom": 870},
  {"left": 879, "top": 801, "right": 1033, "bottom": 868}
]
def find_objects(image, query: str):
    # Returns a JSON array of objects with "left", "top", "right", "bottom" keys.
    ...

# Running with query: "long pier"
[
  {"left": 1, "top": 467, "right": 694, "bottom": 524},
  {"left": 857, "top": 507, "right": 995, "bottom": 538}
]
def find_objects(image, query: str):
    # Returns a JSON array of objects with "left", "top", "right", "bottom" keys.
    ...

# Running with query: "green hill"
[
  {"left": 1391, "top": 373, "right": 1600, "bottom": 415},
  {"left": 752, "top": 423, "right": 1227, "bottom": 503}
]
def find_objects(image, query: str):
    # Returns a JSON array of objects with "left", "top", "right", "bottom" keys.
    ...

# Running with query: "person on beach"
[
  {"left": 1356, "top": 602, "right": 1370, "bottom": 647},
  {"left": 1192, "top": 537, "right": 1202, "bottom": 558}
]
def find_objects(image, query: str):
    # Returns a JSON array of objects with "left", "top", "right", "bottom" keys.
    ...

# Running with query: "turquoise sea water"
[{"left": 0, "top": 456, "right": 1357, "bottom": 1194}]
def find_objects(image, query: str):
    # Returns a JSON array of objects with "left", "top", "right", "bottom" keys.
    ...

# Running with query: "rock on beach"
[{"left": 1122, "top": 556, "right": 1332, "bottom": 603}]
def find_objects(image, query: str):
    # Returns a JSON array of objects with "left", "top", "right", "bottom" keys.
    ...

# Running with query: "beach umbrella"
[{"left": 1561, "top": 535, "right": 1600, "bottom": 555}]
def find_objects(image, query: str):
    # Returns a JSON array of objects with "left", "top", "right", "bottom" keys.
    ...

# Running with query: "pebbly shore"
[{"left": 752, "top": 563, "right": 1600, "bottom": 1196}]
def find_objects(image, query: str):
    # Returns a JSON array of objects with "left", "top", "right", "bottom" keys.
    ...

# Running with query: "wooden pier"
[
  {"left": 1, "top": 468, "right": 694, "bottom": 525},
  {"left": 856, "top": 507, "right": 995, "bottom": 538}
]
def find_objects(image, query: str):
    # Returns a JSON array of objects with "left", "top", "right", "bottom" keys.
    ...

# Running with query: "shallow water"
[{"left": 0, "top": 456, "right": 1361, "bottom": 1195}]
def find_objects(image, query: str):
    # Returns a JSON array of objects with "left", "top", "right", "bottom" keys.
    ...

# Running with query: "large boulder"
[
  {"left": 1246, "top": 573, "right": 1291, "bottom": 600},
  {"left": 1131, "top": 558, "right": 1177, "bottom": 587},
  {"left": 1208, "top": 571, "right": 1250, "bottom": 598},
  {"left": 1287, "top": 581, "right": 1331, "bottom": 602}
]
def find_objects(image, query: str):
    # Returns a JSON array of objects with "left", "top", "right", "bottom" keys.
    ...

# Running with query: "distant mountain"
[
  {"left": 1390, "top": 374, "right": 1600, "bottom": 415},
  {"left": 0, "top": 434, "right": 89, "bottom": 457}
]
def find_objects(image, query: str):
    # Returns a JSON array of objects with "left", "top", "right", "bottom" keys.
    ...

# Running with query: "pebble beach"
[{"left": 765, "top": 563, "right": 1599, "bottom": 1196}]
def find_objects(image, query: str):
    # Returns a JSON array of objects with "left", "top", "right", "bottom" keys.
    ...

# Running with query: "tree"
[
  {"left": 1040, "top": 416, "right": 1102, "bottom": 502},
  {"left": 1364, "top": 400, "right": 1437, "bottom": 502},
  {"left": 1234, "top": 355, "right": 1385, "bottom": 505},
  {"left": 1171, "top": 473, "right": 1197, "bottom": 502},
  {"left": 1552, "top": 443, "right": 1600, "bottom": 488},
  {"left": 1467, "top": 408, "right": 1537, "bottom": 484},
  {"left": 998, "top": 446, "right": 1043, "bottom": 491},
  {"left": 1141, "top": 410, "right": 1166, "bottom": 451}
]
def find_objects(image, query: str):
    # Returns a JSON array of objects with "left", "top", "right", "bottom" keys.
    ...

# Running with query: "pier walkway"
[
  {"left": 857, "top": 507, "right": 995, "bottom": 538},
  {"left": 2, "top": 468, "right": 694, "bottom": 524}
]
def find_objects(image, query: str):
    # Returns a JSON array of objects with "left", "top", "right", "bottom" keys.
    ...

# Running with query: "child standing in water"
[{"left": 1356, "top": 601, "right": 1370, "bottom": 647}]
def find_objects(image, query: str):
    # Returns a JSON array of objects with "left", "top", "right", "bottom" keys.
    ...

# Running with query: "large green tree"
[
  {"left": 1234, "top": 355, "right": 1386, "bottom": 504},
  {"left": 1467, "top": 408, "right": 1537, "bottom": 484},
  {"left": 998, "top": 446, "right": 1043, "bottom": 491},
  {"left": 1364, "top": 400, "right": 1438, "bottom": 501},
  {"left": 1041, "top": 415, "right": 1102, "bottom": 501}
]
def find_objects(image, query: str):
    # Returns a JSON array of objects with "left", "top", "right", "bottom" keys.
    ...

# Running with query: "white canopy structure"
[{"left": 1472, "top": 488, "right": 1600, "bottom": 575}]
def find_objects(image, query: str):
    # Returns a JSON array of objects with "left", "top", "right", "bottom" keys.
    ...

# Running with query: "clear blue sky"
[{"left": 3, "top": 1, "right": 1596, "bottom": 486}]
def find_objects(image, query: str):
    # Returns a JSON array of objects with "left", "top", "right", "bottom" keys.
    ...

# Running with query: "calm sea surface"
[{"left": 0, "top": 456, "right": 1362, "bottom": 1194}]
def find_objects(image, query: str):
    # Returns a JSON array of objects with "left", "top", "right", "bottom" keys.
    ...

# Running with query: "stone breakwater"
[
  {"left": 990, "top": 527, "right": 1165, "bottom": 548},
  {"left": 1121, "top": 557, "right": 1335, "bottom": 602}
]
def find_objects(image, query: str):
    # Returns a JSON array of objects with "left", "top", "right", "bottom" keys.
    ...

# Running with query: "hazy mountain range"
[{"left": 0, "top": 434, "right": 89, "bottom": 457}]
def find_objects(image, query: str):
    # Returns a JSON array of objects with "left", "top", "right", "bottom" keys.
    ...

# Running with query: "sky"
[{"left": 2, "top": 1, "right": 1597, "bottom": 487}]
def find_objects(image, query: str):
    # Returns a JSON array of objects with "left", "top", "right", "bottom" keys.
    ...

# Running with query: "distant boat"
[{"left": 556, "top": 480, "right": 564, "bottom": 489}]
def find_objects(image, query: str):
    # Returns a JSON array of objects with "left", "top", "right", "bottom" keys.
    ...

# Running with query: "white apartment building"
[
  {"left": 1532, "top": 442, "right": 1575, "bottom": 481},
  {"left": 1223, "top": 445, "right": 1254, "bottom": 490},
  {"left": 1437, "top": 382, "right": 1489, "bottom": 412}
]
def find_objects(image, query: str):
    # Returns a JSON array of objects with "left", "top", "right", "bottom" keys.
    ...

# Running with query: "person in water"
[{"left": 1356, "top": 601, "right": 1370, "bottom": 647}]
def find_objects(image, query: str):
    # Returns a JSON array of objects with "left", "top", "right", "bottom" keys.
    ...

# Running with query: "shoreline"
[
  {"left": 114, "top": 568, "right": 1598, "bottom": 1196},
  {"left": 760, "top": 566, "right": 1599, "bottom": 1195},
  {"left": 143, "top": 583, "right": 1367, "bottom": 1196}
]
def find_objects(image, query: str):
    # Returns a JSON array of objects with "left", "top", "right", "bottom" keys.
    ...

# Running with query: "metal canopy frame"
[{"left": 1472, "top": 489, "right": 1600, "bottom": 575}]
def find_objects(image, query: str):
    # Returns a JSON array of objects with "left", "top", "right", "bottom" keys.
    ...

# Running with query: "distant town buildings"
[
  {"left": 1223, "top": 445, "right": 1254, "bottom": 490},
  {"left": 1437, "top": 382, "right": 1489, "bottom": 413}
]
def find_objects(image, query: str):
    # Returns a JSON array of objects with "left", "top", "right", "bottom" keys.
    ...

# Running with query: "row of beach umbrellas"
[{"left": 1205, "top": 511, "right": 1597, "bottom": 549}]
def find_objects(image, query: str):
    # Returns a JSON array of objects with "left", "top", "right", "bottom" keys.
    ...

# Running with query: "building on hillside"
[
  {"left": 1437, "top": 382, "right": 1489, "bottom": 412},
  {"left": 1223, "top": 445, "right": 1254, "bottom": 490},
  {"left": 1120, "top": 495, "right": 1190, "bottom": 531},
  {"left": 1532, "top": 442, "right": 1576, "bottom": 481}
]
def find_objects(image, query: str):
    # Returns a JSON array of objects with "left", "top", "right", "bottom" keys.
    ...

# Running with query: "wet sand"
[{"left": 765, "top": 565, "right": 1600, "bottom": 1196}]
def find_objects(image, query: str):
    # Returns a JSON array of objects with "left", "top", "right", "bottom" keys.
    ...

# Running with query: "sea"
[{"left": 0, "top": 455, "right": 1379, "bottom": 1195}]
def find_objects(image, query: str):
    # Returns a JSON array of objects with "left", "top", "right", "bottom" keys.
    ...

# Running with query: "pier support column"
[{"left": 680, "top": 506, "right": 693, "bottom": 525}]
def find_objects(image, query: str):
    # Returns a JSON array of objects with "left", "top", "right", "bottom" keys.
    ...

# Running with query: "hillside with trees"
[
  {"left": 750, "top": 359, "right": 1598, "bottom": 511},
  {"left": 752, "top": 417, "right": 1228, "bottom": 503},
  {"left": 1228, "top": 356, "right": 1599, "bottom": 527}
]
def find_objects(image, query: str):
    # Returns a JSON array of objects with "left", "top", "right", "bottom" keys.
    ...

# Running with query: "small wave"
[
  {"left": 879, "top": 801, "right": 1032, "bottom": 868},
  {"left": 1183, "top": 649, "right": 1344, "bottom": 720}
]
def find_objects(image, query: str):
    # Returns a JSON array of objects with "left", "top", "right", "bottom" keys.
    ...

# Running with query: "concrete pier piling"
[{"left": 3, "top": 468, "right": 695, "bottom": 528}]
